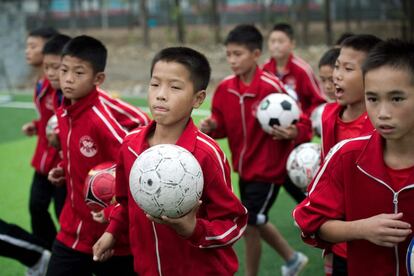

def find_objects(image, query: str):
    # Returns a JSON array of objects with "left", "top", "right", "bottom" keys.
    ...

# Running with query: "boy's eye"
[
  {"left": 76, "top": 72, "right": 84, "bottom": 75},
  {"left": 392, "top": 96, "right": 404, "bottom": 102},
  {"left": 171, "top": 86, "right": 181, "bottom": 90},
  {"left": 366, "top": 96, "right": 377, "bottom": 102},
  {"left": 150, "top": 83, "right": 159, "bottom": 87}
]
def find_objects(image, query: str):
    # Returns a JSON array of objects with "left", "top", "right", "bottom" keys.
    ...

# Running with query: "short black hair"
[
  {"left": 319, "top": 48, "right": 340, "bottom": 68},
  {"left": 61, "top": 35, "right": 107, "bottom": 73},
  {"left": 335, "top": 32, "right": 354, "bottom": 46},
  {"left": 340, "top": 34, "right": 382, "bottom": 54},
  {"left": 42, "top": 34, "right": 71, "bottom": 55},
  {"left": 150, "top": 47, "right": 211, "bottom": 92},
  {"left": 28, "top": 27, "right": 59, "bottom": 40},
  {"left": 271, "top": 23, "right": 294, "bottom": 40},
  {"left": 362, "top": 39, "right": 414, "bottom": 84},
  {"left": 224, "top": 24, "right": 263, "bottom": 51}
]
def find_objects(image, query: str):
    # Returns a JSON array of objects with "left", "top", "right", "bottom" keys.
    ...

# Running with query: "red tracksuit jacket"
[
  {"left": 262, "top": 54, "right": 326, "bottom": 116},
  {"left": 293, "top": 132, "right": 414, "bottom": 275},
  {"left": 55, "top": 89, "right": 130, "bottom": 255},
  {"left": 207, "top": 67, "right": 312, "bottom": 184},
  {"left": 31, "top": 78, "right": 60, "bottom": 174},
  {"left": 107, "top": 119, "right": 248, "bottom": 276},
  {"left": 320, "top": 102, "right": 374, "bottom": 161},
  {"left": 319, "top": 102, "right": 375, "bottom": 258}
]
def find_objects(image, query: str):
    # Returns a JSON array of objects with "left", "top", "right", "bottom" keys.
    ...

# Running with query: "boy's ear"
[
  {"left": 193, "top": 90, "right": 206, "bottom": 109},
  {"left": 93, "top": 72, "right": 106, "bottom": 86},
  {"left": 253, "top": 49, "right": 261, "bottom": 61}
]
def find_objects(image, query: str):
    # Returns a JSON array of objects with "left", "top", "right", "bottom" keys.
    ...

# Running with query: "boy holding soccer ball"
[
  {"left": 315, "top": 34, "right": 382, "bottom": 275},
  {"left": 199, "top": 24, "right": 311, "bottom": 276},
  {"left": 294, "top": 39, "right": 414, "bottom": 275},
  {"left": 93, "top": 47, "right": 248, "bottom": 275},
  {"left": 46, "top": 35, "right": 135, "bottom": 275}
]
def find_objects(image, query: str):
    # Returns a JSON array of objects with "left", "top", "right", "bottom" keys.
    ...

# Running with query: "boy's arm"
[
  {"left": 294, "top": 113, "right": 313, "bottom": 145},
  {"left": 106, "top": 146, "right": 129, "bottom": 238},
  {"left": 186, "top": 158, "right": 247, "bottom": 248},
  {"left": 301, "top": 70, "right": 326, "bottom": 116},
  {"left": 319, "top": 214, "right": 412, "bottom": 247},
  {"left": 94, "top": 147, "right": 129, "bottom": 262},
  {"left": 99, "top": 93, "right": 150, "bottom": 130},
  {"left": 202, "top": 86, "right": 227, "bottom": 138},
  {"left": 293, "top": 146, "right": 345, "bottom": 249}
]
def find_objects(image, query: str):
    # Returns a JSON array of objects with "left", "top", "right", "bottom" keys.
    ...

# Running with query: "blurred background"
[{"left": 1, "top": 0, "right": 413, "bottom": 96}]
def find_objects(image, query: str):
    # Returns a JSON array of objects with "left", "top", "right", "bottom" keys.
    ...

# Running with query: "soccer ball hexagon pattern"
[
  {"left": 286, "top": 142, "right": 321, "bottom": 189},
  {"left": 256, "top": 93, "right": 300, "bottom": 134},
  {"left": 129, "top": 144, "right": 204, "bottom": 218}
]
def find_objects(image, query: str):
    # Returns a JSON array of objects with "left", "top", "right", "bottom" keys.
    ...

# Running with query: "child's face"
[
  {"left": 59, "top": 55, "right": 103, "bottom": 103},
  {"left": 319, "top": 65, "right": 336, "bottom": 101},
  {"left": 267, "top": 31, "right": 294, "bottom": 60},
  {"left": 333, "top": 47, "right": 366, "bottom": 106},
  {"left": 225, "top": 43, "right": 260, "bottom": 78},
  {"left": 365, "top": 66, "right": 414, "bottom": 142},
  {"left": 43, "top": 54, "right": 62, "bottom": 89},
  {"left": 148, "top": 61, "right": 205, "bottom": 127},
  {"left": 25, "top": 36, "right": 46, "bottom": 67}
]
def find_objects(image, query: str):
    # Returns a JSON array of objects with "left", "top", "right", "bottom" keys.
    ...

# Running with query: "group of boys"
[{"left": 9, "top": 19, "right": 414, "bottom": 276}]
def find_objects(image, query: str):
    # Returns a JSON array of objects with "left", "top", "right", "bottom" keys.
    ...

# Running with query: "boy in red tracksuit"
[
  {"left": 46, "top": 35, "right": 135, "bottom": 275},
  {"left": 294, "top": 39, "right": 414, "bottom": 276},
  {"left": 200, "top": 24, "right": 311, "bottom": 276},
  {"left": 318, "top": 48, "right": 340, "bottom": 102},
  {"left": 93, "top": 47, "right": 247, "bottom": 276},
  {"left": 22, "top": 27, "right": 64, "bottom": 250},
  {"left": 262, "top": 23, "right": 325, "bottom": 117},
  {"left": 317, "top": 34, "right": 382, "bottom": 275},
  {"left": 43, "top": 34, "right": 71, "bottom": 150},
  {"left": 262, "top": 23, "right": 325, "bottom": 205}
]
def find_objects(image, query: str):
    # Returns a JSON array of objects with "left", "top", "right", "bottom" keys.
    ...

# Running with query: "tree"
[
  {"left": 300, "top": 0, "right": 309, "bottom": 45},
  {"left": 401, "top": 0, "right": 414, "bottom": 41},
  {"left": 140, "top": 0, "right": 150, "bottom": 47},
  {"left": 37, "top": 0, "right": 53, "bottom": 27},
  {"left": 99, "top": 0, "right": 108, "bottom": 29},
  {"left": 174, "top": 0, "right": 185, "bottom": 44},
  {"left": 344, "top": 0, "right": 351, "bottom": 32},
  {"left": 210, "top": 0, "right": 221, "bottom": 44},
  {"left": 324, "top": 0, "right": 332, "bottom": 45}
]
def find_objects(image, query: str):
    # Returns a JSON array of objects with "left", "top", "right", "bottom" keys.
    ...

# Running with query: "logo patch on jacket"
[{"left": 79, "top": 136, "right": 98, "bottom": 157}]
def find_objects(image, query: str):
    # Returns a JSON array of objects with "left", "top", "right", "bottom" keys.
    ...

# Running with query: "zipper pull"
[{"left": 393, "top": 193, "right": 398, "bottom": 213}]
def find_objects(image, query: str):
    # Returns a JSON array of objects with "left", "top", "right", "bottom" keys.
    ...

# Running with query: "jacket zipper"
[
  {"left": 358, "top": 165, "right": 414, "bottom": 276},
  {"left": 66, "top": 116, "right": 74, "bottom": 207}
]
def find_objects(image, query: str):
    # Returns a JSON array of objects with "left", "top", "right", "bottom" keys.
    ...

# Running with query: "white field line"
[{"left": 0, "top": 101, "right": 211, "bottom": 116}]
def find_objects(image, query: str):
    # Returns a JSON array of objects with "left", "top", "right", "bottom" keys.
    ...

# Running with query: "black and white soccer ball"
[
  {"left": 286, "top": 142, "right": 321, "bottom": 189},
  {"left": 256, "top": 93, "right": 300, "bottom": 134},
  {"left": 129, "top": 144, "right": 204, "bottom": 218}
]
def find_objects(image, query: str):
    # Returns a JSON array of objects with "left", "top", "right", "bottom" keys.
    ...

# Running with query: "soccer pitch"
[{"left": 0, "top": 93, "right": 323, "bottom": 275}]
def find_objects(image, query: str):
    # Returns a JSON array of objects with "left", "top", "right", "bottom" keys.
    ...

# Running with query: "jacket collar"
[
  {"left": 270, "top": 53, "right": 294, "bottom": 77},
  {"left": 356, "top": 131, "right": 414, "bottom": 189},
  {"left": 61, "top": 86, "right": 99, "bottom": 118},
  {"left": 228, "top": 65, "right": 261, "bottom": 97},
  {"left": 131, "top": 118, "right": 198, "bottom": 155}
]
